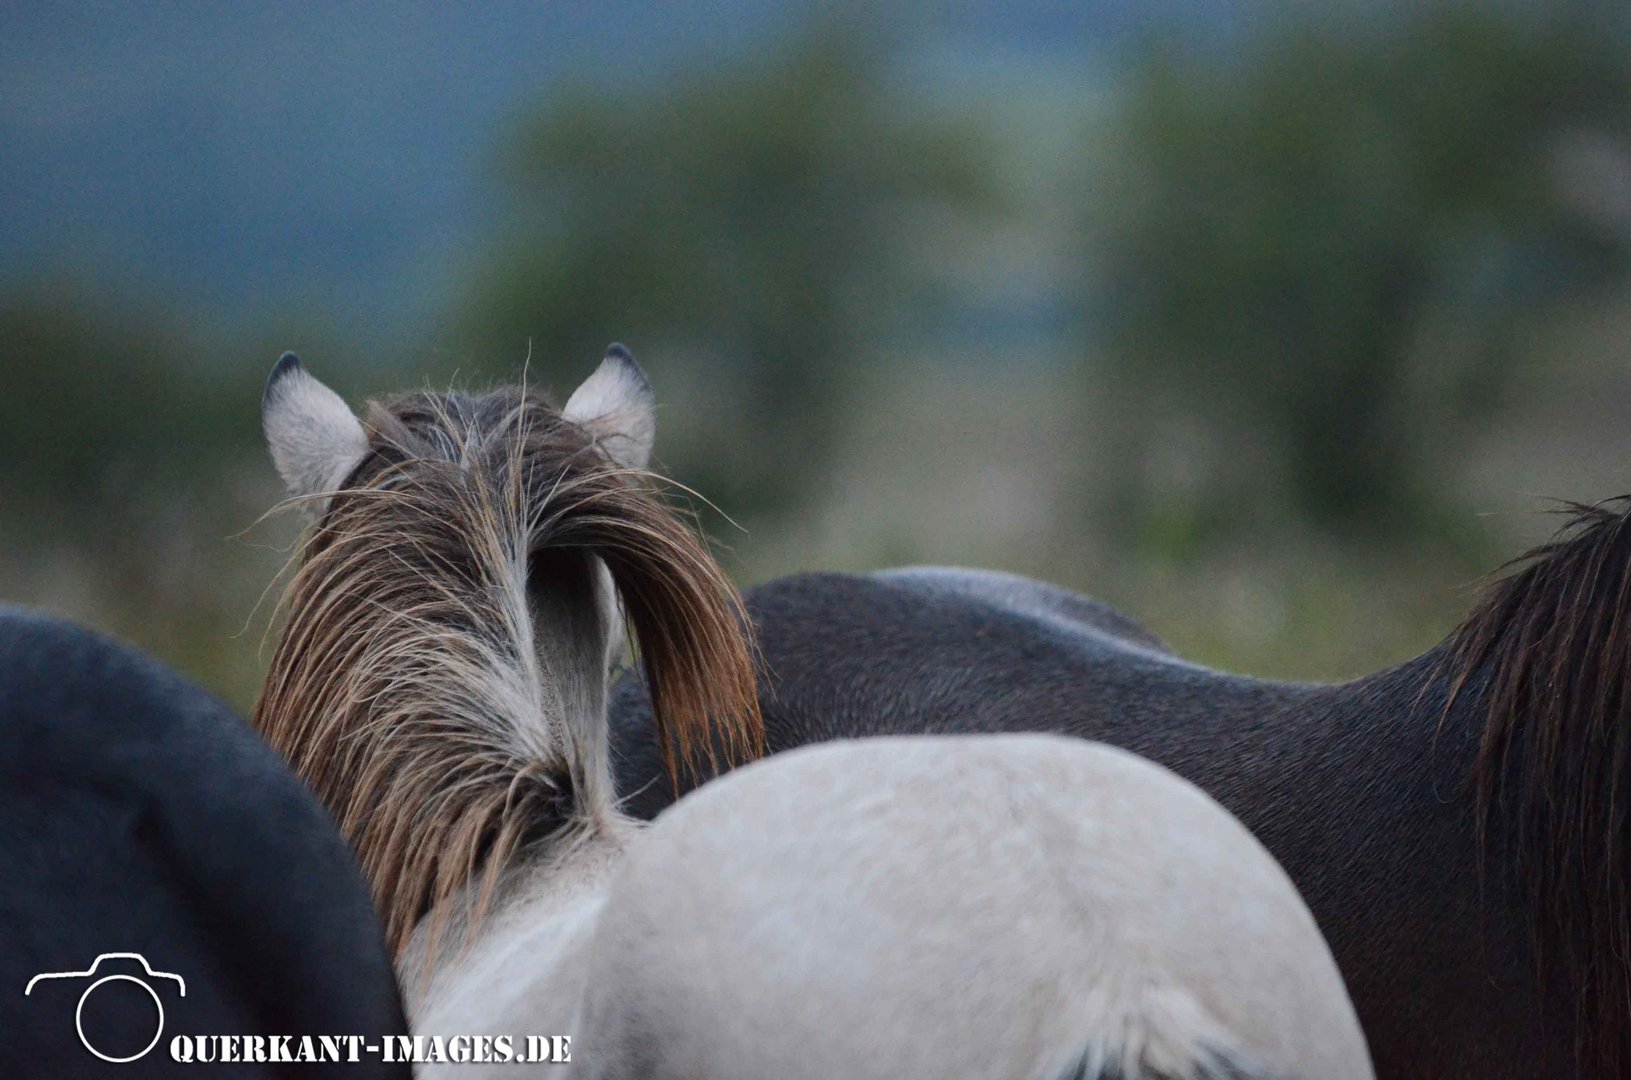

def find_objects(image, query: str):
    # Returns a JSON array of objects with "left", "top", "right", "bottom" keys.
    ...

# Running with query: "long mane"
[
  {"left": 254, "top": 386, "right": 762, "bottom": 955},
  {"left": 1443, "top": 497, "right": 1631, "bottom": 1076}
]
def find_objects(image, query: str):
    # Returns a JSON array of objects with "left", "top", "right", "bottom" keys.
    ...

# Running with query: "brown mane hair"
[
  {"left": 1443, "top": 497, "right": 1631, "bottom": 1076},
  {"left": 254, "top": 385, "right": 762, "bottom": 957}
]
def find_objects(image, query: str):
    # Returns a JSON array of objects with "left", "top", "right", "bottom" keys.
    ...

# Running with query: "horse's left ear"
[
  {"left": 261, "top": 353, "right": 369, "bottom": 514},
  {"left": 564, "top": 344, "right": 655, "bottom": 471}
]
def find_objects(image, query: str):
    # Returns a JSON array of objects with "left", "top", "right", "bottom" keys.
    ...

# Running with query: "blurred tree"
[
  {"left": 1092, "top": 6, "right": 1631, "bottom": 538},
  {"left": 0, "top": 286, "right": 273, "bottom": 703},
  {"left": 460, "top": 27, "right": 996, "bottom": 513},
  {"left": 0, "top": 288, "right": 250, "bottom": 523}
]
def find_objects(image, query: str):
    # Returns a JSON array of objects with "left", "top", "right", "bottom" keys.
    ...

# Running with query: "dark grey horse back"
[{"left": 609, "top": 570, "right": 1572, "bottom": 1080}]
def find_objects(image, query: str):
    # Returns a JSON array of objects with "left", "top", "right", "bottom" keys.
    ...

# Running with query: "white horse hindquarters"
[
  {"left": 406, "top": 833, "right": 628, "bottom": 1078},
  {"left": 575, "top": 734, "right": 1373, "bottom": 1080}
]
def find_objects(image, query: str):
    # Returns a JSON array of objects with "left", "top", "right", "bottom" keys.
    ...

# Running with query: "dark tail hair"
[{"left": 1443, "top": 497, "right": 1631, "bottom": 1076}]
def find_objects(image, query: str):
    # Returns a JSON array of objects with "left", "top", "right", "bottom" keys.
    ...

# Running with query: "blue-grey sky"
[{"left": 0, "top": 3, "right": 1253, "bottom": 339}]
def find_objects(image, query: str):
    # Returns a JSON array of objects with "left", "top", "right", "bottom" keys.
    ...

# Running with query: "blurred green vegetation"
[
  {"left": 0, "top": 286, "right": 278, "bottom": 698},
  {"left": 1, "top": 288, "right": 245, "bottom": 518},
  {"left": 1092, "top": 7, "right": 1631, "bottom": 541},
  {"left": 456, "top": 28, "right": 998, "bottom": 513},
  {"left": 4, "top": 5, "right": 1631, "bottom": 710}
]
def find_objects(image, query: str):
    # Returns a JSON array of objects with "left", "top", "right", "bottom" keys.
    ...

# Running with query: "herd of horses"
[
  {"left": 8, "top": 348, "right": 1630, "bottom": 1077},
  {"left": 257, "top": 350, "right": 1367, "bottom": 1079}
]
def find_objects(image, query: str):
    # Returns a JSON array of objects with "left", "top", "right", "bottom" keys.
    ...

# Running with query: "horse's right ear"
[
  {"left": 261, "top": 353, "right": 368, "bottom": 514},
  {"left": 563, "top": 344, "right": 656, "bottom": 471}
]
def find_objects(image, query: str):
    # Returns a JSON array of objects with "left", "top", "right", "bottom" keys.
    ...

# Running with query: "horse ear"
[
  {"left": 261, "top": 353, "right": 368, "bottom": 512},
  {"left": 563, "top": 344, "right": 655, "bottom": 471}
]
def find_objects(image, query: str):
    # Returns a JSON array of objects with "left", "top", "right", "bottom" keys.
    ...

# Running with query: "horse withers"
[{"left": 254, "top": 349, "right": 1372, "bottom": 1079}]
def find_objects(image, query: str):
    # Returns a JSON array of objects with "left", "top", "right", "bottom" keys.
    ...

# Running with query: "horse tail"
[
  {"left": 1058, "top": 1056, "right": 1273, "bottom": 1080},
  {"left": 1055, "top": 983, "right": 1280, "bottom": 1080}
]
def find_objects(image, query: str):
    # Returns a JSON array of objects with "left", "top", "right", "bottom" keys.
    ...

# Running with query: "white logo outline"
[{"left": 25, "top": 953, "right": 186, "bottom": 1063}]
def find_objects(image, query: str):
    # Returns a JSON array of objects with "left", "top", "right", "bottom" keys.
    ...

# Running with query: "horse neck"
[
  {"left": 1321, "top": 643, "right": 1483, "bottom": 784},
  {"left": 395, "top": 566, "right": 641, "bottom": 1017},
  {"left": 404, "top": 818, "right": 637, "bottom": 1029},
  {"left": 1227, "top": 645, "right": 1492, "bottom": 924},
  {"left": 255, "top": 531, "right": 632, "bottom": 961},
  {"left": 522, "top": 554, "right": 626, "bottom": 820},
  {"left": 1289, "top": 643, "right": 1573, "bottom": 1069},
  {"left": 1258, "top": 645, "right": 1494, "bottom": 872},
  {"left": 401, "top": 560, "right": 634, "bottom": 980}
]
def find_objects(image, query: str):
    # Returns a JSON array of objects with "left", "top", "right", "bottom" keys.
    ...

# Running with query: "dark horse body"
[
  {"left": 613, "top": 522, "right": 1631, "bottom": 1080},
  {"left": 0, "top": 608, "right": 409, "bottom": 1078}
]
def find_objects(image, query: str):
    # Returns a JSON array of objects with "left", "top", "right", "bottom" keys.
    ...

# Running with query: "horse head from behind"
[{"left": 255, "top": 346, "right": 760, "bottom": 957}]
